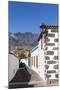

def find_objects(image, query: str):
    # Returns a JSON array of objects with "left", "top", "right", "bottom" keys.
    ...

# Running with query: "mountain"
[{"left": 9, "top": 32, "right": 39, "bottom": 49}]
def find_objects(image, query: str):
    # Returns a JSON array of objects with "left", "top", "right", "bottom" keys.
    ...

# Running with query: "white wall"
[
  {"left": 38, "top": 39, "right": 41, "bottom": 49},
  {"left": 31, "top": 47, "right": 39, "bottom": 56},
  {"left": 31, "top": 46, "right": 39, "bottom": 73},
  {"left": 8, "top": 54, "right": 19, "bottom": 82},
  {"left": 31, "top": 46, "right": 45, "bottom": 81},
  {"left": 38, "top": 49, "right": 45, "bottom": 80}
]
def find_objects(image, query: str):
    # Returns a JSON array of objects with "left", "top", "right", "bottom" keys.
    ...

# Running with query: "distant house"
[
  {"left": 8, "top": 52, "right": 19, "bottom": 82},
  {"left": 31, "top": 24, "right": 58, "bottom": 85}
]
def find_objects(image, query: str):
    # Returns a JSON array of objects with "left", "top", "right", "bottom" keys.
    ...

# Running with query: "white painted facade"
[
  {"left": 31, "top": 46, "right": 39, "bottom": 74},
  {"left": 31, "top": 45, "right": 45, "bottom": 80},
  {"left": 38, "top": 49, "right": 45, "bottom": 80},
  {"left": 31, "top": 25, "right": 58, "bottom": 83},
  {"left": 8, "top": 53, "right": 19, "bottom": 82}
]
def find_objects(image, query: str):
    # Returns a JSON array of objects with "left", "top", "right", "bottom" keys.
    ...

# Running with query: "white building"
[
  {"left": 31, "top": 45, "right": 45, "bottom": 81},
  {"left": 31, "top": 24, "right": 58, "bottom": 85},
  {"left": 8, "top": 53, "right": 19, "bottom": 82}
]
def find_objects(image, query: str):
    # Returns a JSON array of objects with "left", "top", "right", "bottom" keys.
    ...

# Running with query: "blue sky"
[{"left": 8, "top": 1, "right": 58, "bottom": 33}]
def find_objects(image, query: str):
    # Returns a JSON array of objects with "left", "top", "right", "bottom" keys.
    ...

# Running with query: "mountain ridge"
[{"left": 9, "top": 32, "right": 39, "bottom": 49}]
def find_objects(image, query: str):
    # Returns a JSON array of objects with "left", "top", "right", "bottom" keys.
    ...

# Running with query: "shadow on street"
[{"left": 9, "top": 62, "right": 34, "bottom": 88}]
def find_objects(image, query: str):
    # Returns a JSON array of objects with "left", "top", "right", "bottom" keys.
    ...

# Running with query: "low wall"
[{"left": 8, "top": 54, "right": 19, "bottom": 82}]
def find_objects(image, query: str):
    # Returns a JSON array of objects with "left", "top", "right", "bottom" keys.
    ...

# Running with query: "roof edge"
[{"left": 40, "top": 24, "right": 58, "bottom": 29}]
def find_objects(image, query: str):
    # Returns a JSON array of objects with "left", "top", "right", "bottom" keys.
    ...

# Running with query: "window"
[
  {"left": 36, "top": 56, "right": 38, "bottom": 68},
  {"left": 32, "top": 56, "right": 33, "bottom": 65},
  {"left": 34, "top": 56, "right": 35, "bottom": 67}
]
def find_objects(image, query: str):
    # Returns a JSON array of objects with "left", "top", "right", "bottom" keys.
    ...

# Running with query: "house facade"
[{"left": 31, "top": 24, "right": 58, "bottom": 85}]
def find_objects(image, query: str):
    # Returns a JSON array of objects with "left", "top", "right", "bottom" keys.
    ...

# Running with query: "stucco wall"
[
  {"left": 31, "top": 47, "right": 39, "bottom": 73},
  {"left": 31, "top": 46, "right": 45, "bottom": 80},
  {"left": 8, "top": 54, "right": 19, "bottom": 82},
  {"left": 38, "top": 40, "right": 41, "bottom": 49},
  {"left": 38, "top": 49, "right": 45, "bottom": 80}
]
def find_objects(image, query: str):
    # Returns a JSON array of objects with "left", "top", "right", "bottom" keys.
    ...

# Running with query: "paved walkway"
[
  {"left": 9, "top": 64, "right": 46, "bottom": 88},
  {"left": 26, "top": 66, "right": 46, "bottom": 86}
]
